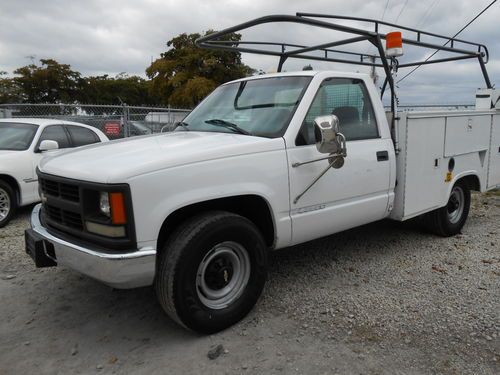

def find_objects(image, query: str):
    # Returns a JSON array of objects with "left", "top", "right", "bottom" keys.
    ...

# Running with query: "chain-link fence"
[
  {"left": 0, "top": 102, "right": 477, "bottom": 140},
  {"left": 0, "top": 103, "right": 191, "bottom": 139}
]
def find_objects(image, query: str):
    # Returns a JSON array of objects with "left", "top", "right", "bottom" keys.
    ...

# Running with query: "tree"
[
  {"left": 78, "top": 73, "right": 158, "bottom": 106},
  {"left": 12, "top": 59, "right": 82, "bottom": 103},
  {"left": 146, "top": 31, "right": 254, "bottom": 107},
  {"left": 0, "top": 71, "right": 24, "bottom": 103},
  {"left": 0, "top": 60, "right": 160, "bottom": 106}
]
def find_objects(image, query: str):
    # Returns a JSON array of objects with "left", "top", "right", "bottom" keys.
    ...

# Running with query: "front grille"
[
  {"left": 37, "top": 171, "right": 136, "bottom": 251},
  {"left": 39, "top": 176, "right": 84, "bottom": 233},
  {"left": 45, "top": 204, "right": 83, "bottom": 230},
  {"left": 40, "top": 178, "right": 80, "bottom": 202}
]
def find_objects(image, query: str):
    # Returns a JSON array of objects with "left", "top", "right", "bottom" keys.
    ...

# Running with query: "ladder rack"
[{"left": 196, "top": 13, "right": 492, "bottom": 114}]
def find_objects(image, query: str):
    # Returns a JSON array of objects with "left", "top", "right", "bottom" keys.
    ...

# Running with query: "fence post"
[{"left": 122, "top": 103, "right": 129, "bottom": 137}]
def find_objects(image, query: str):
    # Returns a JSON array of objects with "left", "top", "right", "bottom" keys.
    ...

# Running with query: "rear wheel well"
[
  {"left": 459, "top": 174, "right": 480, "bottom": 192},
  {"left": 157, "top": 195, "right": 275, "bottom": 251},
  {"left": 0, "top": 175, "right": 20, "bottom": 204}
]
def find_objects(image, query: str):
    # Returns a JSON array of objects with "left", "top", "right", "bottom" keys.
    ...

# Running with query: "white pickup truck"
[{"left": 25, "top": 15, "right": 500, "bottom": 334}]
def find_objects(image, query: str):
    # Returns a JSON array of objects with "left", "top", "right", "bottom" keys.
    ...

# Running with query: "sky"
[{"left": 0, "top": 0, "right": 499, "bottom": 104}]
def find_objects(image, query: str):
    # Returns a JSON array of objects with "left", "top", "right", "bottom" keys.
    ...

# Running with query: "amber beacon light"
[{"left": 385, "top": 31, "right": 403, "bottom": 57}]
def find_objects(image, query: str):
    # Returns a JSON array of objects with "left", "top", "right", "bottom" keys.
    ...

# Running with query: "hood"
[{"left": 39, "top": 131, "right": 285, "bottom": 183}]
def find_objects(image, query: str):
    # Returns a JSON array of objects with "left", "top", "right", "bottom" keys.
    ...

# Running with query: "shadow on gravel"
[{"left": 37, "top": 275, "right": 198, "bottom": 340}]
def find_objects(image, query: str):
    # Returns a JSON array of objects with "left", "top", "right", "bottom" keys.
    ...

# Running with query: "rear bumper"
[{"left": 28, "top": 204, "right": 156, "bottom": 289}]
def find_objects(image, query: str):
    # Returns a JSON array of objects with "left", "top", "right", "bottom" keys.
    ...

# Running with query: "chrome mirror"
[
  {"left": 314, "top": 115, "right": 342, "bottom": 154},
  {"left": 292, "top": 115, "right": 347, "bottom": 204}
]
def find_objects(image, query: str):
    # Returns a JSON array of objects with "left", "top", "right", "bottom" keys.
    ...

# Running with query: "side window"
[
  {"left": 37, "top": 125, "right": 71, "bottom": 149},
  {"left": 296, "top": 78, "right": 379, "bottom": 145},
  {"left": 66, "top": 126, "right": 100, "bottom": 147}
]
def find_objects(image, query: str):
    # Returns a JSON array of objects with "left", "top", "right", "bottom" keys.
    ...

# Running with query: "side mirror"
[
  {"left": 38, "top": 140, "right": 59, "bottom": 152},
  {"left": 314, "top": 115, "right": 344, "bottom": 154}
]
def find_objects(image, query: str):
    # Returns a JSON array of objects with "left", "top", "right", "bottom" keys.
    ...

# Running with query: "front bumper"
[{"left": 27, "top": 204, "right": 156, "bottom": 289}]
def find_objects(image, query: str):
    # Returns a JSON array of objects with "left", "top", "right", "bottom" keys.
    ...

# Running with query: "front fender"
[{"left": 127, "top": 149, "right": 292, "bottom": 248}]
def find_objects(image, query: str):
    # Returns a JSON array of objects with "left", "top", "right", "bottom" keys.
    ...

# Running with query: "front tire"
[
  {"left": 0, "top": 181, "right": 16, "bottom": 228},
  {"left": 155, "top": 211, "right": 268, "bottom": 334},
  {"left": 427, "top": 180, "right": 470, "bottom": 237}
]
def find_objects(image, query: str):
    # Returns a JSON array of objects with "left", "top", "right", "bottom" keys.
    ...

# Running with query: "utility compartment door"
[
  {"left": 404, "top": 117, "right": 446, "bottom": 217},
  {"left": 444, "top": 115, "right": 491, "bottom": 157},
  {"left": 488, "top": 114, "right": 500, "bottom": 188}
]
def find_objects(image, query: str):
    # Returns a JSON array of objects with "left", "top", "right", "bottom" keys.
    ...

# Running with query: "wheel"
[
  {"left": 0, "top": 181, "right": 17, "bottom": 228},
  {"left": 155, "top": 211, "right": 268, "bottom": 334},
  {"left": 426, "top": 180, "right": 470, "bottom": 237}
]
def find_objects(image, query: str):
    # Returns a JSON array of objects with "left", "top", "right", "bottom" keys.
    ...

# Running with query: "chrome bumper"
[{"left": 30, "top": 204, "right": 156, "bottom": 289}]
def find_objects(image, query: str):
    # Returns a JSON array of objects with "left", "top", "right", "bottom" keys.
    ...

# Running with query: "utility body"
[{"left": 25, "top": 14, "right": 500, "bottom": 333}]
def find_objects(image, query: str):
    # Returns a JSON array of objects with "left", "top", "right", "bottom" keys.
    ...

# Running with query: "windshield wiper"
[
  {"left": 174, "top": 121, "right": 190, "bottom": 131},
  {"left": 204, "top": 119, "right": 252, "bottom": 135}
]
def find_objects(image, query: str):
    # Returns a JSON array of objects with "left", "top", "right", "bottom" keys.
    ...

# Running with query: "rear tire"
[
  {"left": 0, "top": 181, "right": 16, "bottom": 228},
  {"left": 426, "top": 180, "right": 470, "bottom": 237},
  {"left": 155, "top": 211, "right": 268, "bottom": 334}
]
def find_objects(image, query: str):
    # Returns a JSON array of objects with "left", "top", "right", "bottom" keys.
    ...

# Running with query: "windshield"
[
  {"left": 181, "top": 76, "right": 312, "bottom": 137},
  {"left": 0, "top": 123, "right": 38, "bottom": 151}
]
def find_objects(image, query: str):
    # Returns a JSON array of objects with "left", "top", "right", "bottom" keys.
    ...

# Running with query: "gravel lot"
[{"left": 1, "top": 193, "right": 499, "bottom": 374}]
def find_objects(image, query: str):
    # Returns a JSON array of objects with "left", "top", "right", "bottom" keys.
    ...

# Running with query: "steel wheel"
[
  {"left": 0, "top": 187, "right": 11, "bottom": 221},
  {"left": 196, "top": 241, "right": 251, "bottom": 310},
  {"left": 155, "top": 211, "right": 267, "bottom": 333},
  {"left": 426, "top": 179, "right": 471, "bottom": 237},
  {"left": 447, "top": 185, "right": 465, "bottom": 224}
]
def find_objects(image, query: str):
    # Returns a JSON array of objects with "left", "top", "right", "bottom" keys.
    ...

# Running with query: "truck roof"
[{"left": 228, "top": 70, "right": 370, "bottom": 84}]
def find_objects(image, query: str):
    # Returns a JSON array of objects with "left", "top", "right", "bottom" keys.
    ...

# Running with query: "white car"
[{"left": 0, "top": 118, "right": 108, "bottom": 227}]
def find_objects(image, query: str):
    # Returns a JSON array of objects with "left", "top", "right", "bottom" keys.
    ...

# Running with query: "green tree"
[
  {"left": 0, "top": 71, "right": 24, "bottom": 103},
  {"left": 78, "top": 73, "right": 158, "bottom": 106},
  {"left": 12, "top": 59, "right": 81, "bottom": 103},
  {"left": 146, "top": 31, "right": 254, "bottom": 107}
]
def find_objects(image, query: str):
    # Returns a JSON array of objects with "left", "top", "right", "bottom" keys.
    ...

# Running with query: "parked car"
[{"left": 0, "top": 118, "right": 108, "bottom": 227}]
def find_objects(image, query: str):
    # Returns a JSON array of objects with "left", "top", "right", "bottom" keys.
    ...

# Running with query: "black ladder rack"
[{"left": 196, "top": 13, "right": 492, "bottom": 117}]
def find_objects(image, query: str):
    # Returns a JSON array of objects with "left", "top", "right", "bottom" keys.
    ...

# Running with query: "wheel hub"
[
  {"left": 204, "top": 257, "right": 234, "bottom": 290},
  {"left": 447, "top": 195, "right": 460, "bottom": 212},
  {"left": 196, "top": 241, "right": 251, "bottom": 310},
  {"left": 447, "top": 186, "right": 465, "bottom": 224}
]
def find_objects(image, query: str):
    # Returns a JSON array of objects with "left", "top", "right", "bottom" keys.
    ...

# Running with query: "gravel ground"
[{"left": 0, "top": 193, "right": 499, "bottom": 374}]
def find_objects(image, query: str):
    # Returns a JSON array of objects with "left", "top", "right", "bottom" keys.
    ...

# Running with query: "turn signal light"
[{"left": 109, "top": 192, "right": 127, "bottom": 225}]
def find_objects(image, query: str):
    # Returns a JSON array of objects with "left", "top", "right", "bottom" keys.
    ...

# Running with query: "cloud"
[{"left": 0, "top": 0, "right": 498, "bottom": 103}]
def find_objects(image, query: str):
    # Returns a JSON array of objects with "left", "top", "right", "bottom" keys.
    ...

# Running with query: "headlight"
[
  {"left": 99, "top": 192, "right": 110, "bottom": 217},
  {"left": 87, "top": 191, "right": 128, "bottom": 237}
]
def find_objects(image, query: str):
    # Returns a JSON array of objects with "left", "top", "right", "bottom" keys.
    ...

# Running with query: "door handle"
[{"left": 376, "top": 151, "right": 389, "bottom": 162}]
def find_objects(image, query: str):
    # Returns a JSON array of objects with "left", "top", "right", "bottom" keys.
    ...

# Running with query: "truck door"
[{"left": 287, "top": 77, "right": 393, "bottom": 245}]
